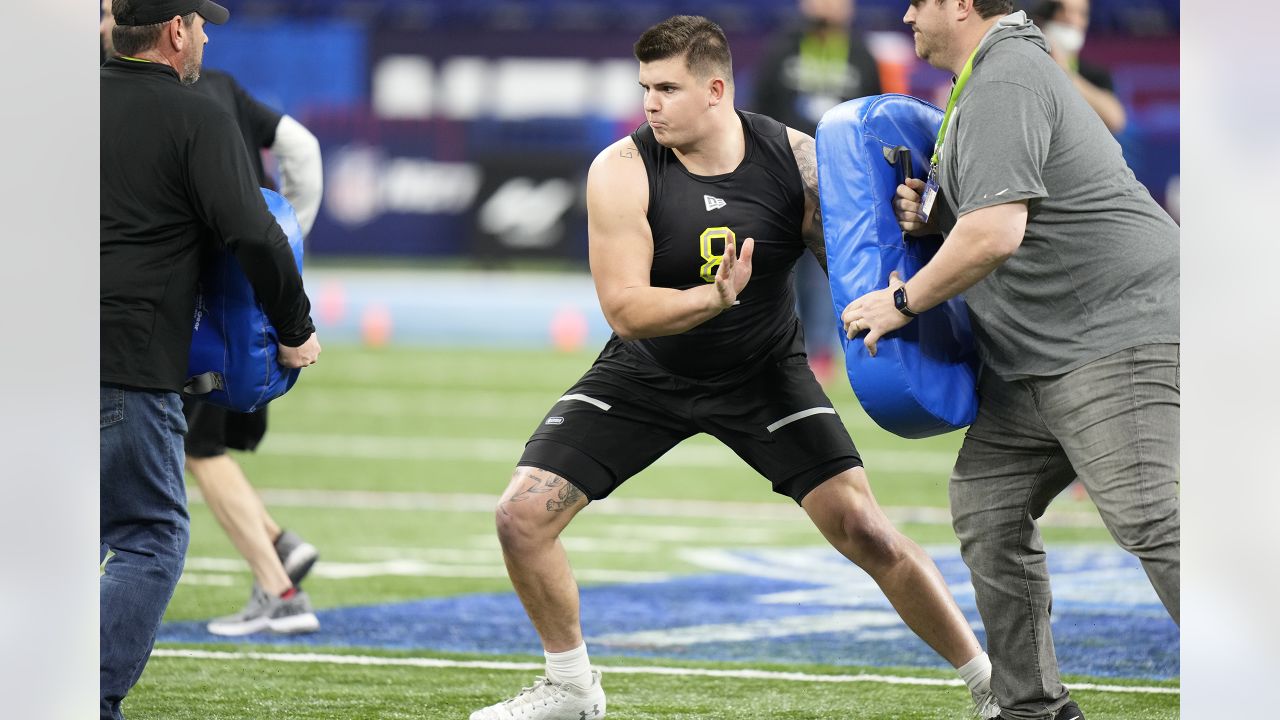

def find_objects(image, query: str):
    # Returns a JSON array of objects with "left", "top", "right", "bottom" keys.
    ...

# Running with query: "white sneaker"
[{"left": 470, "top": 671, "right": 605, "bottom": 720}]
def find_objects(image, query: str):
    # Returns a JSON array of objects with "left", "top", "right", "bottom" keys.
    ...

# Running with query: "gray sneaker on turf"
[
  {"left": 206, "top": 586, "right": 270, "bottom": 636},
  {"left": 206, "top": 589, "right": 320, "bottom": 636},
  {"left": 971, "top": 686, "right": 1001, "bottom": 719},
  {"left": 470, "top": 671, "right": 605, "bottom": 720},
  {"left": 274, "top": 529, "right": 319, "bottom": 586}
]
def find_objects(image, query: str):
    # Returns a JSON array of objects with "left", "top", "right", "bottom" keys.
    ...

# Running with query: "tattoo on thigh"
[
  {"left": 546, "top": 482, "right": 583, "bottom": 512},
  {"left": 500, "top": 471, "right": 581, "bottom": 515}
]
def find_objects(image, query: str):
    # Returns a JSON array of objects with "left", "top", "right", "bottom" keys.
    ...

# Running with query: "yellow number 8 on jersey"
[{"left": 699, "top": 227, "right": 736, "bottom": 283}]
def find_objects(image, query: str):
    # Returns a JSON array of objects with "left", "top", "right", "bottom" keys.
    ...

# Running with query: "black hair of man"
[
  {"left": 111, "top": 0, "right": 194, "bottom": 57},
  {"left": 633, "top": 15, "right": 733, "bottom": 86}
]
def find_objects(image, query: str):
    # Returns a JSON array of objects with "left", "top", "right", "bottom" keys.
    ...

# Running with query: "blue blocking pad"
[
  {"left": 185, "top": 188, "right": 304, "bottom": 413},
  {"left": 816, "top": 94, "right": 978, "bottom": 438}
]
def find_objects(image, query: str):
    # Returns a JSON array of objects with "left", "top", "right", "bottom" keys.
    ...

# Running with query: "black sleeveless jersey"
[{"left": 617, "top": 110, "right": 808, "bottom": 383}]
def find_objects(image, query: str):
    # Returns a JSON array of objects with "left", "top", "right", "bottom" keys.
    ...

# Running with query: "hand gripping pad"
[
  {"left": 816, "top": 94, "right": 978, "bottom": 438},
  {"left": 185, "top": 188, "right": 304, "bottom": 413}
]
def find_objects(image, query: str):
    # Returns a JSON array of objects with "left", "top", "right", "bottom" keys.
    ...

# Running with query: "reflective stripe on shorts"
[
  {"left": 558, "top": 394, "right": 612, "bottom": 411},
  {"left": 766, "top": 406, "right": 836, "bottom": 433}
]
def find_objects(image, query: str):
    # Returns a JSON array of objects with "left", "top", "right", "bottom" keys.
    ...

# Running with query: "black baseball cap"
[{"left": 114, "top": 0, "right": 230, "bottom": 27}]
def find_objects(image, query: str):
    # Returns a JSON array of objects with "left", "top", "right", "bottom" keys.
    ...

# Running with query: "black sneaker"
[
  {"left": 1055, "top": 700, "right": 1085, "bottom": 720},
  {"left": 274, "top": 529, "right": 319, "bottom": 586}
]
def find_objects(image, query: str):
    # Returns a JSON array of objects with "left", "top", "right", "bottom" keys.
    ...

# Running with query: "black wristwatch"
[{"left": 893, "top": 286, "right": 918, "bottom": 318}]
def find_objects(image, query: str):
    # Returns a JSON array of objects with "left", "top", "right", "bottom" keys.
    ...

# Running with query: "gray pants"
[{"left": 950, "top": 344, "right": 1180, "bottom": 720}]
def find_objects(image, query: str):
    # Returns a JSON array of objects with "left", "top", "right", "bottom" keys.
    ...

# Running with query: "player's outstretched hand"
[
  {"left": 713, "top": 236, "right": 755, "bottom": 309},
  {"left": 278, "top": 332, "right": 322, "bottom": 368},
  {"left": 895, "top": 178, "right": 936, "bottom": 236}
]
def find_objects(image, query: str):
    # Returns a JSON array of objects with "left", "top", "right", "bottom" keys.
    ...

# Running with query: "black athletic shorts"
[
  {"left": 518, "top": 338, "right": 862, "bottom": 505},
  {"left": 182, "top": 397, "right": 268, "bottom": 458}
]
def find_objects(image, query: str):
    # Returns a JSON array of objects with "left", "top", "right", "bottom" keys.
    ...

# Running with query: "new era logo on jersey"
[{"left": 704, "top": 195, "right": 726, "bottom": 211}]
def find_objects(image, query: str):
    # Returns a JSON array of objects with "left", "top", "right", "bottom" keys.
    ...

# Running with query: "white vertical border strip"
[
  {"left": 1182, "top": 0, "right": 1280, "bottom": 714},
  {"left": 2, "top": 1, "right": 100, "bottom": 718}
]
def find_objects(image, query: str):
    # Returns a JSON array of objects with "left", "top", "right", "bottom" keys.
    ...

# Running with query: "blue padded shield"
[
  {"left": 816, "top": 93, "right": 978, "bottom": 438},
  {"left": 185, "top": 188, "right": 304, "bottom": 413}
]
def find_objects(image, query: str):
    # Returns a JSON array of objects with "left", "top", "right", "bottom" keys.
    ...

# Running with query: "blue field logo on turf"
[{"left": 160, "top": 544, "right": 1178, "bottom": 680}]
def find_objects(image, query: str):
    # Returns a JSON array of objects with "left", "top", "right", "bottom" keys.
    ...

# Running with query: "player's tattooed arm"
[
  {"left": 499, "top": 470, "right": 585, "bottom": 514},
  {"left": 791, "top": 131, "right": 828, "bottom": 273}
]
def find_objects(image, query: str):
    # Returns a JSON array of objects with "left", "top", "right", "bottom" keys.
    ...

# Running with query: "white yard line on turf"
[
  {"left": 180, "top": 556, "right": 673, "bottom": 583},
  {"left": 188, "top": 487, "right": 1104, "bottom": 528},
  {"left": 260, "top": 432, "right": 957, "bottom": 474},
  {"left": 149, "top": 649, "right": 1178, "bottom": 695}
]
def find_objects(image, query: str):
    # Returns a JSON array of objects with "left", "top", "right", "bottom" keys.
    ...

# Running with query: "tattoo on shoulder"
[
  {"left": 619, "top": 145, "right": 636, "bottom": 159},
  {"left": 793, "top": 135, "right": 819, "bottom": 204},
  {"left": 793, "top": 134, "right": 827, "bottom": 271}
]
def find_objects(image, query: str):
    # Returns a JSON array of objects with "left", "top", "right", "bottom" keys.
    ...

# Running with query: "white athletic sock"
[
  {"left": 545, "top": 644, "right": 593, "bottom": 688},
  {"left": 957, "top": 651, "right": 993, "bottom": 694}
]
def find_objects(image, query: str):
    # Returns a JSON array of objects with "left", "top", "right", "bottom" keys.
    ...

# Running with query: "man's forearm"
[
  {"left": 903, "top": 225, "right": 1016, "bottom": 313},
  {"left": 605, "top": 284, "right": 726, "bottom": 340},
  {"left": 233, "top": 228, "right": 315, "bottom": 345}
]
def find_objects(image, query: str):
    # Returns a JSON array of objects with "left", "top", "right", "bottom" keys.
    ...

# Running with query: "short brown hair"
[
  {"left": 633, "top": 15, "right": 733, "bottom": 83},
  {"left": 972, "top": 0, "right": 1015, "bottom": 18},
  {"left": 110, "top": 0, "right": 195, "bottom": 56}
]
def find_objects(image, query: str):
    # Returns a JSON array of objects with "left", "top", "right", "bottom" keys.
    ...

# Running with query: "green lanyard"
[{"left": 930, "top": 45, "right": 981, "bottom": 168}]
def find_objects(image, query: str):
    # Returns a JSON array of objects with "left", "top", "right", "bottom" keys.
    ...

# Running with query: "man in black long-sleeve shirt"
[
  {"left": 101, "top": 0, "right": 326, "bottom": 640},
  {"left": 99, "top": 1, "right": 320, "bottom": 717}
]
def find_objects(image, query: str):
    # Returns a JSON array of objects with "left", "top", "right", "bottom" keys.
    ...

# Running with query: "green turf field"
[{"left": 128, "top": 344, "right": 1176, "bottom": 719}]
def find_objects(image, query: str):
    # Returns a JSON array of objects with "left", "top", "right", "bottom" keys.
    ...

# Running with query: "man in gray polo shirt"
[{"left": 840, "top": 2, "right": 1178, "bottom": 718}]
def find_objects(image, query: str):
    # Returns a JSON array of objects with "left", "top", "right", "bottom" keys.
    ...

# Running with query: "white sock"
[
  {"left": 545, "top": 644, "right": 593, "bottom": 688},
  {"left": 957, "top": 651, "right": 993, "bottom": 695}
]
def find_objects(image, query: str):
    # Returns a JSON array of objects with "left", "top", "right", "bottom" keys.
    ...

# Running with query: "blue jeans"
[
  {"left": 100, "top": 387, "right": 189, "bottom": 720},
  {"left": 950, "top": 344, "right": 1180, "bottom": 719}
]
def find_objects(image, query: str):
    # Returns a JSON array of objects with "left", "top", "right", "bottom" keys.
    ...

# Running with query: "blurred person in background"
[
  {"left": 842, "top": 2, "right": 1179, "bottom": 718},
  {"left": 1028, "top": 0, "right": 1126, "bottom": 133},
  {"left": 470, "top": 15, "right": 999, "bottom": 720},
  {"left": 101, "top": 0, "right": 326, "bottom": 638},
  {"left": 752, "top": 0, "right": 883, "bottom": 382}
]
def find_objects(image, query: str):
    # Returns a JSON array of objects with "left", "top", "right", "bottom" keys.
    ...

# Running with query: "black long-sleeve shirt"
[
  {"left": 101, "top": 57, "right": 313, "bottom": 393},
  {"left": 194, "top": 67, "right": 282, "bottom": 184}
]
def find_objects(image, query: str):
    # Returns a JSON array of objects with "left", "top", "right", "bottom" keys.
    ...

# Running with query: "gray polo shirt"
[{"left": 932, "top": 14, "right": 1179, "bottom": 381}]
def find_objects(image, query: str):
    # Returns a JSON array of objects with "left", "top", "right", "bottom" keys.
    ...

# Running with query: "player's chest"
[{"left": 648, "top": 176, "right": 803, "bottom": 289}]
